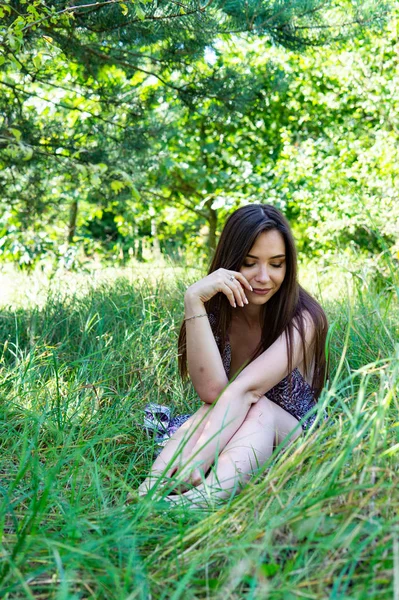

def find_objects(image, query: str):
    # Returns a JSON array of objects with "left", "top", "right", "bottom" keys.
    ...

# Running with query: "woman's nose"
[{"left": 255, "top": 266, "right": 271, "bottom": 283}]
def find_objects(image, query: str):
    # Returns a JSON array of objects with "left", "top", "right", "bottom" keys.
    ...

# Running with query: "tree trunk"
[
  {"left": 151, "top": 218, "right": 161, "bottom": 258},
  {"left": 68, "top": 199, "right": 78, "bottom": 244},
  {"left": 200, "top": 122, "right": 218, "bottom": 254},
  {"left": 205, "top": 200, "right": 218, "bottom": 253},
  {"left": 136, "top": 237, "right": 143, "bottom": 261}
]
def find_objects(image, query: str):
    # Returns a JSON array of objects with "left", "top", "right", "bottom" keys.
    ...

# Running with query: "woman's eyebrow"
[{"left": 246, "top": 253, "right": 286, "bottom": 259}]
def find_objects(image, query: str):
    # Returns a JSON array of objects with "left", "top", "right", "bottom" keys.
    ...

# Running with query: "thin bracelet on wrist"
[{"left": 184, "top": 313, "right": 208, "bottom": 322}]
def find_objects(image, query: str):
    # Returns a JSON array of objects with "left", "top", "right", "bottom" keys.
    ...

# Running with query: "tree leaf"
[
  {"left": 110, "top": 180, "right": 125, "bottom": 193},
  {"left": 131, "top": 185, "right": 140, "bottom": 201},
  {"left": 22, "top": 146, "right": 33, "bottom": 161},
  {"left": 33, "top": 53, "right": 42, "bottom": 69},
  {"left": 135, "top": 4, "right": 145, "bottom": 20},
  {"left": 10, "top": 128, "right": 22, "bottom": 141}
]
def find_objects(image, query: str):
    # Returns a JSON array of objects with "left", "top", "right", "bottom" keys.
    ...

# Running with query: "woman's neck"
[{"left": 233, "top": 304, "right": 262, "bottom": 329}]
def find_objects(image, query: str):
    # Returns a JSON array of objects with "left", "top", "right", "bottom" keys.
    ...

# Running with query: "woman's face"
[{"left": 239, "top": 229, "right": 286, "bottom": 304}]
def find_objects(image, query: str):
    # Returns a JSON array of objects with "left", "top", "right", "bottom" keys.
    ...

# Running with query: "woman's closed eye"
[{"left": 243, "top": 262, "right": 284, "bottom": 268}]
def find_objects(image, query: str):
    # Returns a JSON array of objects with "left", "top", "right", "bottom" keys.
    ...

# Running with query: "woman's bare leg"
[
  {"left": 138, "top": 403, "right": 214, "bottom": 495},
  {"left": 178, "top": 396, "right": 303, "bottom": 505}
]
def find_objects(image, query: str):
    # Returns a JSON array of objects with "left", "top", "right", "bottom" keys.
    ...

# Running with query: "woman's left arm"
[{"left": 178, "top": 314, "right": 315, "bottom": 483}]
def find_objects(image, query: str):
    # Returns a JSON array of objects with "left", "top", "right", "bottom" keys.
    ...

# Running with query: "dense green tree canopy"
[{"left": 0, "top": 0, "right": 396, "bottom": 266}]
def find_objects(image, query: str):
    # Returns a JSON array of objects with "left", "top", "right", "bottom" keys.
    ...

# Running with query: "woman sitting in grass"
[{"left": 139, "top": 204, "right": 328, "bottom": 504}]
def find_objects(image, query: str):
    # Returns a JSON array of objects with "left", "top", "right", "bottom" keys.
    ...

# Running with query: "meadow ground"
[{"left": 0, "top": 257, "right": 398, "bottom": 599}]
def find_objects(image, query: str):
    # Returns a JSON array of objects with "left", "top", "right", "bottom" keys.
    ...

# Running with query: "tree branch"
[
  {"left": 0, "top": 80, "right": 131, "bottom": 131},
  {"left": 20, "top": 1, "right": 124, "bottom": 33},
  {"left": 18, "top": 0, "right": 213, "bottom": 35},
  {"left": 143, "top": 189, "right": 209, "bottom": 220}
]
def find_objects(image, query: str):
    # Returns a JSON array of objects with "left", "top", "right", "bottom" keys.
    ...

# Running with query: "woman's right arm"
[{"left": 184, "top": 269, "right": 252, "bottom": 404}]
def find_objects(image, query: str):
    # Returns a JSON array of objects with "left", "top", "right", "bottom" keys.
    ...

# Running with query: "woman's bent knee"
[
  {"left": 245, "top": 395, "right": 303, "bottom": 443},
  {"left": 245, "top": 396, "right": 275, "bottom": 426}
]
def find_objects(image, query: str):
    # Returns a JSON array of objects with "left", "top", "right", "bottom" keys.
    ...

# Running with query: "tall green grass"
[{"left": 0, "top": 262, "right": 398, "bottom": 599}]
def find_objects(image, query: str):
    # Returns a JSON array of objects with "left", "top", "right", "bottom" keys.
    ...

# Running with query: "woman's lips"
[{"left": 251, "top": 288, "right": 271, "bottom": 295}]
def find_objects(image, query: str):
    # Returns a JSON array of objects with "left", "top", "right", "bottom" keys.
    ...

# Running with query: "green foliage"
[
  {"left": 0, "top": 0, "right": 395, "bottom": 267},
  {"left": 265, "top": 21, "right": 399, "bottom": 259}
]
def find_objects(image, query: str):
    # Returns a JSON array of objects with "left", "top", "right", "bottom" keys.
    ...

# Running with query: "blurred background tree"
[{"left": 0, "top": 0, "right": 396, "bottom": 268}]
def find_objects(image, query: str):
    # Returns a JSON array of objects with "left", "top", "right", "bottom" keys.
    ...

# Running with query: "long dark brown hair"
[{"left": 178, "top": 204, "right": 328, "bottom": 399}]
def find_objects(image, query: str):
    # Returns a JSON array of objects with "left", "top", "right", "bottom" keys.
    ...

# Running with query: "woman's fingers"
[
  {"left": 232, "top": 272, "right": 253, "bottom": 293},
  {"left": 230, "top": 280, "right": 246, "bottom": 307},
  {"left": 173, "top": 463, "right": 204, "bottom": 488},
  {"left": 232, "top": 278, "right": 248, "bottom": 307},
  {"left": 221, "top": 283, "right": 238, "bottom": 308},
  {"left": 185, "top": 268, "right": 252, "bottom": 306},
  {"left": 189, "top": 468, "right": 202, "bottom": 487},
  {"left": 222, "top": 274, "right": 251, "bottom": 308},
  {"left": 223, "top": 281, "right": 247, "bottom": 308}
]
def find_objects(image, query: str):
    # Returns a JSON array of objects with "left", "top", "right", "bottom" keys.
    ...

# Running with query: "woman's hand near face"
[{"left": 185, "top": 268, "right": 253, "bottom": 309}]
